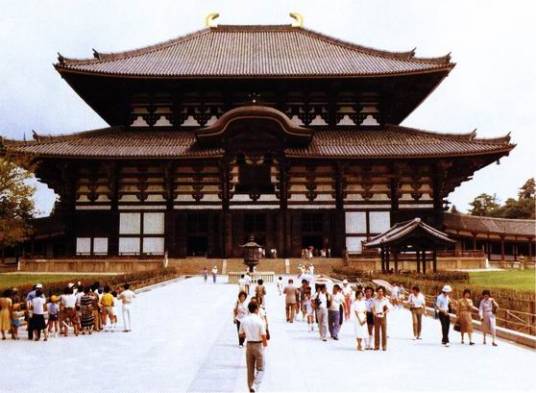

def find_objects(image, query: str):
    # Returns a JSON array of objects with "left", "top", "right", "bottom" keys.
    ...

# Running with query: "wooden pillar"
[
  {"left": 334, "top": 162, "right": 346, "bottom": 257},
  {"left": 278, "top": 159, "right": 291, "bottom": 258},
  {"left": 472, "top": 234, "right": 477, "bottom": 251},
  {"left": 514, "top": 240, "right": 518, "bottom": 261},
  {"left": 422, "top": 249, "right": 427, "bottom": 274},
  {"left": 394, "top": 247, "right": 399, "bottom": 273},
  {"left": 528, "top": 238, "right": 533, "bottom": 260},
  {"left": 164, "top": 162, "right": 176, "bottom": 257},
  {"left": 433, "top": 247, "right": 437, "bottom": 273},
  {"left": 416, "top": 248, "right": 421, "bottom": 273},
  {"left": 106, "top": 162, "right": 120, "bottom": 257},
  {"left": 389, "top": 176, "right": 400, "bottom": 225},
  {"left": 500, "top": 236, "right": 505, "bottom": 261},
  {"left": 380, "top": 247, "right": 385, "bottom": 273},
  {"left": 385, "top": 246, "right": 390, "bottom": 272},
  {"left": 220, "top": 159, "right": 232, "bottom": 258},
  {"left": 432, "top": 172, "right": 444, "bottom": 228}
]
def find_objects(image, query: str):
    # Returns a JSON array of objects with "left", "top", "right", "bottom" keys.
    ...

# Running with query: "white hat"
[
  {"left": 342, "top": 279, "right": 349, "bottom": 285},
  {"left": 442, "top": 285, "right": 452, "bottom": 293},
  {"left": 68, "top": 282, "right": 75, "bottom": 288},
  {"left": 35, "top": 283, "right": 43, "bottom": 289}
]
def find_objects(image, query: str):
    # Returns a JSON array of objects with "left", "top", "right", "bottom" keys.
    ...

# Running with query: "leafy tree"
[
  {"left": 0, "top": 156, "right": 35, "bottom": 255},
  {"left": 468, "top": 178, "right": 535, "bottom": 219},
  {"left": 468, "top": 193, "right": 500, "bottom": 216}
]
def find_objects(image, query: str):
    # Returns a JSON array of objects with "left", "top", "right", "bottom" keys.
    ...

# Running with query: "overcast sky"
[{"left": 1, "top": 0, "right": 535, "bottom": 216}]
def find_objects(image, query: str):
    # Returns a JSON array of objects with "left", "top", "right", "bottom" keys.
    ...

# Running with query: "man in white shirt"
[
  {"left": 390, "top": 282, "right": 401, "bottom": 307},
  {"left": 364, "top": 287, "right": 375, "bottom": 350},
  {"left": 238, "top": 274, "right": 248, "bottom": 293},
  {"left": 239, "top": 302, "right": 268, "bottom": 393},
  {"left": 119, "top": 283, "right": 136, "bottom": 332},
  {"left": 244, "top": 273, "right": 252, "bottom": 295},
  {"left": 407, "top": 285, "right": 426, "bottom": 339},
  {"left": 313, "top": 284, "right": 330, "bottom": 341},
  {"left": 435, "top": 285, "right": 452, "bottom": 346},
  {"left": 328, "top": 284, "right": 346, "bottom": 340},
  {"left": 211, "top": 266, "right": 218, "bottom": 284},
  {"left": 372, "top": 286, "right": 391, "bottom": 351}
]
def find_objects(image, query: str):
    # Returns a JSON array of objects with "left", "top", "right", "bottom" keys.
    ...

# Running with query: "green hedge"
[
  {"left": 0, "top": 267, "right": 179, "bottom": 296},
  {"left": 332, "top": 267, "right": 468, "bottom": 282}
]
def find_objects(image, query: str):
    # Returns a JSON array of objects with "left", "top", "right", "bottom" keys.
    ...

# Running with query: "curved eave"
[{"left": 54, "top": 63, "right": 455, "bottom": 80}]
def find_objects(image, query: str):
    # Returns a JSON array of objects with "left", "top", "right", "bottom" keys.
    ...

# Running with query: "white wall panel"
[
  {"left": 346, "top": 236, "right": 367, "bottom": 253},
  {"left": 143, "top": 212, "right": 165, "bottom": 234},
  {"left": 93, "top": 238, "right": 108, "bottom": 255},
  {"left": 119, "top": 237, "right": 140, "bottom": 255},
  {"left": 119, "top": 213, "right": 141, "bottom": 234},
  {"left": 369, "top": 211, "right": 391, "bottom": 234},
  {"left": 143, "top": 237, "right": 165, "bottom": 255},
  {"left": 345, "top": 212, "right": 367, "bottom": 233},
  {"left": 76, "top": 237, "right": 91, "bottom": 255}
]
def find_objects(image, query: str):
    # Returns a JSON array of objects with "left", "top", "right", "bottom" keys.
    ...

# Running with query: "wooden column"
[
  {"left": 389, "top": 176, "right": 400, "bottom": 224},
  {"left": 385, "top": 246, "right": 390, "bottom": 272},
  {"left": 528, "top": 238, "right": 533, "bottom": 260},
  {"left": 106, "top": 162, "right": 120, "bottom": 256},
  {"left": 432, "top": 247, "right": 437, "bottom": 273},
  {"left": 416, "top": 248, "right": 421, "bottom": 273},
  {"left": 60, "top": 162, "right": 77, "bottom": 256},
  {"left": 472, "top": 233, "right": 477, "bottom": 250},
  {"left": 500, "top": 236, "right": 505, "bottom": 261},
  {"left": 334, "top": 162, "right": 346, "bottom": 257},
  {"left": 422, "top": 249, "right": 427, "bottom": 274},
  {"left": 278, "top": 159, "right": 290, "bottom": 257},
  {"left": 219, "top": 159, "right": 232, "bottom": 258},
  {"left": 393, "top": 247, "right": 399, "bottom": 273},
  {"left": 164, "top": 162, "right": 176, "bottom": 257},
  {"left": 380, "top": 247, "right": 385, "bottom": 273}
]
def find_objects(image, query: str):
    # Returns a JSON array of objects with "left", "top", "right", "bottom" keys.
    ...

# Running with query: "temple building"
[{"left": 1, "top": 18, "right": 518, "bottom": 261}]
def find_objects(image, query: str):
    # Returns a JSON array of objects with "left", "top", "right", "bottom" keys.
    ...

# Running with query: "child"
[
  {"left": 303, "top": 290, "right": 314, "bottom": 331},
  {"left": 100, "top": 286, "right": 115, "bottom": 332},
  {"left": 47, "top": 295, "right": 60, "bottom": 337},
  {"left": 276, "top": 276, "right": 284, "bottom": 295}
]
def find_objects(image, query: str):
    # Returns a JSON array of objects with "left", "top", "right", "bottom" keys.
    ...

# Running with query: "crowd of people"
[
  {"left": 228, "top": 271, "right": 501, "bottom": 391},
  {"left": 0, "top": 281, "right": 136, "bottom": 342}
]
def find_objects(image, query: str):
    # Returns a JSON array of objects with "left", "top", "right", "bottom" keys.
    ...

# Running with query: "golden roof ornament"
[
  {"left": 289, "top": 12, "right": 304, "bottom": 27},
  {"left": 205, "top": 12, "right": 220, "bottom": 28}
]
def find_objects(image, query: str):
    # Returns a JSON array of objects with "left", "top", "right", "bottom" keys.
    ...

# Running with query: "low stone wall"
[
  {"left": 168, "top": 258, "right": 343, "bottom": 275},
  {"left": 19, "top": 258, "right": 163, "bottom": 273},
  {"left": 347, "top": 256, "right": 485, "bottom": 271},
  {"left": 228, "top": 272, "right": 275, "bottom": 284}
]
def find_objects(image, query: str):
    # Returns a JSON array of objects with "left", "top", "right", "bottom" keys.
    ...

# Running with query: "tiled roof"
[
  {"left": 364, "top": 217, "right": 455, "bottom": 248},
  {"left": 2, "top": 125, "right": 513, "bottom": 160},
  {"left": 443, "top": 213, "right": 535, "bottom": 238},
  {"left": 55, "top": 25, "right": 454, "bottom": 78}
]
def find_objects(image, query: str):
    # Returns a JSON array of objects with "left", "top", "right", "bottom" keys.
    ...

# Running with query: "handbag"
[{"left": 453, "top": 321, "right": 461, "bottom": 332}]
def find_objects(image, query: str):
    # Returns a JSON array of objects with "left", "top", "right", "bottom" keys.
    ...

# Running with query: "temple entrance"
[
  {"left": 186, "top": 213, "right": 209, "bottom": 257},
  {"left": 243, "top": 212, "right": 267, "bottom": 247}
]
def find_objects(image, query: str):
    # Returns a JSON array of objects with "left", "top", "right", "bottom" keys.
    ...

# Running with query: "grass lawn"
[
  {"left": 469, "top": 269, "right": 536, "bottom": 292},
  {"left": 0, "top": 274, "right": 114, "bottom": 290}
]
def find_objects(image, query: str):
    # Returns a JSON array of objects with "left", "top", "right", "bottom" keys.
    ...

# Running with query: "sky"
[{"left": 1, "top": 0, "right": 535, "bottom": 216}]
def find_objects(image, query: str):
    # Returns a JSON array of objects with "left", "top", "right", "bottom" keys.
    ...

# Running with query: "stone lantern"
[{"left": 241, "top": 235, "right": 262, "bottom": 273}]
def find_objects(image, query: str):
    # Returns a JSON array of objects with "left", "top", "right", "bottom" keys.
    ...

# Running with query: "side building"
[{"left": 1, "top": 22, "right": 515, "bottom": 262}]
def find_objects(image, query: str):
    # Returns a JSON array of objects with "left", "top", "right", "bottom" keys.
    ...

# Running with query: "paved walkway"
[{"left": 0, "top": 276, "right": 534, "bottom": 392}]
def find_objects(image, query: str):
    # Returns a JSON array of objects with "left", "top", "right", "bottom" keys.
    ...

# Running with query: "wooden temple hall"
[{"left": 2, "top": 15, "right": 516, "bottom": 261}]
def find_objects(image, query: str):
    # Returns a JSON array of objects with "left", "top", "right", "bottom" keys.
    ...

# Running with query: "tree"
[
  {"left": 468, "top": 193, "right": 500, "bottom": 216},
  {"left": 519, "top": 177, "right": 535, "bottom": 200},
  {"left": 0, "top": 156, "right": 35, "bottom": 255}
]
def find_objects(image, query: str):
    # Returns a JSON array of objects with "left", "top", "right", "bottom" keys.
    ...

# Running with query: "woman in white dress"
[{"left": 352, "top": 289, "right": 368, "bottom": 351}]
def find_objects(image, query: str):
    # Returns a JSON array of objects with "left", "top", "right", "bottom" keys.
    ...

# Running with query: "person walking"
[
  {"left": 244, "top": 273, "right": 252, "bottom": 295},
  {"left": 313, "top": 284, "right": 330, "bottom": 341},
  {"left": 342, "top": 280, "right": 353, "bottom": 321},
  {"left": 328, "top": 284, "right": 346, "bottom": 340},
  {"left": 202, "top": 267, "right": 208, "bottom": 283},
  {"left": 407, "top": 286, "right": 426, "bottom": 340},
  {"left": 80, "top": 287, "right": 95, "bottom": 335},
  {"left": 456, "top": 289, "right": 478, "bottom": 345},
  {"left": 0, "top": 289, "right": 12, "bottom": 340},
  {"left": 436, "top": 285, "right": 453, "bottom": 347},
  {"left": 239, "top": 301, "right": 268, "bottom": 393},
  {"left": 254, "top": 279, "right": 266, "bottom": 307},
  {"left": 238, "top": 274, "right": 248, "bottom": 294},
  {"left": 60, "top": 286, "right": 79, "bottom": 337},
  {"left": 233, "top": 291, "right": 248, "bottom": 347},
  {"left": 211, "top": 266, "right": 218, "bottom": 284},
  {"left": 372, "top": 286, "right": 390, "bottom": 351},
  {"left": 390, "top": 282, "right": 401, "bottom": 308},
  {"left": 119, "top": 283, "right": 136, "bottom": 332},
  {"left": 364, "top": 286, "right": 375, "bottom": 350},
  {"left": 30, "top": 289, "right": 48, "bottom": 341},
  {"left": 276, "top": 277, "right": 284, "bottom": 295},
  {"left": 479, "top": 290, "right": 499, "bottom": 346},
  {"left": 100, "top": 286, "right": 115, "bottom": 332},
  {"left": 283, "top": 279, "right": 297, "bottom": 323},
  {"left": 352, "top": 289, "right": 368, "bottom": 351},
  {"left": 302, "top": 284, "right": 314, "bottom": 331}
]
